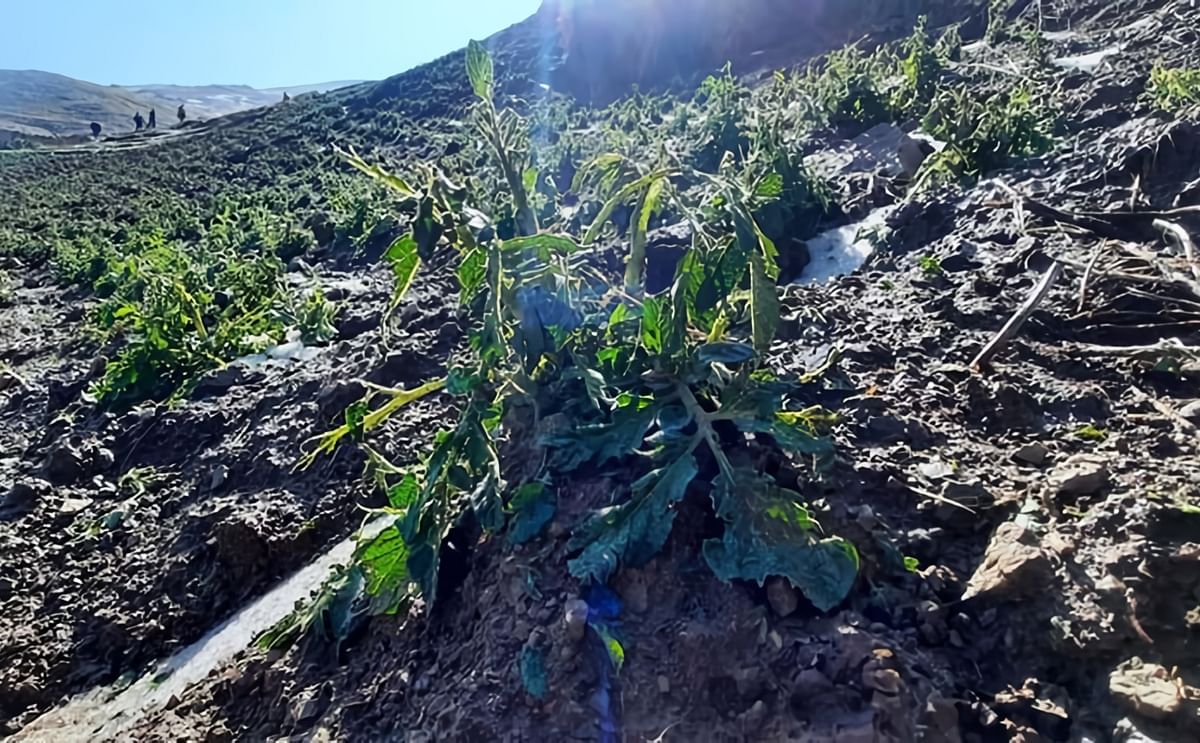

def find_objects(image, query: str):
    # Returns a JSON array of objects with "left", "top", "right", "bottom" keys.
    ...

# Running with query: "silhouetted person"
[
  {"left": 148, "top": 109, "right": 156, "bottom": 129},
  {"left": 90, "top": 122, "right": 101, "bottom": 138},
  {"left": 133, "top": 112, "right": 144, "bottom": 131},
  {"left": 177, "top": 104, "right": 186, "bottom": 125},
  {"left": 282, "top": 91, "right": 290, "bottom": 102}
]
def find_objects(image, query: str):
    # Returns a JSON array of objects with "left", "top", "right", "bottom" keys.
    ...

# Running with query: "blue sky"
[{"left": 1, "top": 0, "right": 541, "bottom": 88}]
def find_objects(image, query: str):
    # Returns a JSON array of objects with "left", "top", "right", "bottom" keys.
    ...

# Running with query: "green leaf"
[
  {"left": 749, "top": 251, "right": 779, "bottom": 353},
  {"left": 508, "top": 482, "right": 556, "bottom": 545},
  {"left": 522, "top": 167, "right": 539, "bottom": 197},
  {"left": 466, "top": 39, "right": 494, "bottom": 101},
  {"left": 501, "top": 233, "right": 581, "bottom": 259},
  {"left": 385, "top": 234, "right": 421, "bottom": 307},
  {"left": 702, "top": 474, "right": 857, "bottom": 612},
  {"left": 755, "top": 172, "right": 784, "bottom": 199},
  {"left": 345, "top": 400, "right": 368, "bottom": 443},
  {"left": 457, "top": 246, "right": 487, "bottom": 302},
  {"left": 567, "top": 453, "right": 698, "bottom": 584},
  {"left": 413, "top": 197, "right": 443, "bottom": 259},
  {"left": 387, "top": 472, "right": 420, "bottom": 509},
  {"left": 357, "top": 524, "right": 413, "bottom": 614},
  {"left": 640, "top": 297, "right": 665, "bottom": 355},
  {"left": 595, "top": 624, "right": 626, "bottom": 673}
]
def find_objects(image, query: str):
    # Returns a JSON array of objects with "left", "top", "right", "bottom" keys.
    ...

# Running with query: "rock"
[
  {"left": 1014, "top": 443, "right": 1050, "bottom": 466},
  {"left": 210, "top": 465, "right": 229, "bottom": 492},
  {"left": 42, "top": 440, "right": 87, "bottom": 484},
  {"left": 336, "top": 309, "right": 381, "bottom": 341},
  {"left": 898, "top": 131, "right": 943, "bottom": 179},
  {"left": 1051, "top": 454, "right": 1109, "bottom": 496},
  {"left": 2, "top": 479, "right": 50, "bottom": 513},
  {"left": 963, "top": 522, "right": 1054, "bottom": 601},
  {"left": 89, "top": 355, "right": 108, "bottom": 379},
  {"left": 563, "top": 599, "right": 589, "bottom": 643},
  {"left": 657, "top": 675, "right": 671, "bottom": 694},
  {"left": 1178, "top": 400, "right": 1200, "bottom": 423},
  {"left": 920, "top": 694, "right": 962, "bottom": 743},
  {"left": 1109, "top": 658, "right": 1186, "bottom": 721},
  {"left": 766, "top": 576, "right": 799, "bottom": 618},
  {"left": 193, "top": 366, "right": 250, "bottom": 397},
  {"left": 613, "top": 570, "right": 649, "bottom": 614}
]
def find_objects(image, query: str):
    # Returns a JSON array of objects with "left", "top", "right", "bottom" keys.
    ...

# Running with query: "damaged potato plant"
[{"left": 269, "top": 41, "right": 857, "bottom": 647}]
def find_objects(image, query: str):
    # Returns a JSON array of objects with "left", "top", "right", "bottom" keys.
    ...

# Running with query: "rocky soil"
[{"left": 2, "top": 0, "right": 1199, "bottom": 741}]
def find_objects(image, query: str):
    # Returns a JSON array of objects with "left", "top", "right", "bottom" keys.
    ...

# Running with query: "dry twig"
[{"left": 972, "top": 261, "right": 1063, "bottom": 370}]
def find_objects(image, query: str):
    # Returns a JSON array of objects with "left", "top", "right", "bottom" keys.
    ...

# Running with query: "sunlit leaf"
[{"left": 466, "top": 39, "right": 494, "bottom": 101}]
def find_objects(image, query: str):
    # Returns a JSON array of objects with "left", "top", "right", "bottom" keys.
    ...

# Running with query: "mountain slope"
[
  {"left": 0, "top": 70, "right": 365, "bottom": 140},
  {"left": 0, "top": 69, "right": 155, "bottom": 137}
]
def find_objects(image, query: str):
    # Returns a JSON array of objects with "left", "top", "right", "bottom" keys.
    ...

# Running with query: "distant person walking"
[
  {"left": 177, "top": 104, "right": 186, "bottom": 126},
  {"left": 148, "top": 109, "right": 157, "bottom": 129},
  {"left": 90, "top": 122, "right": 101, "bottom": 139},
  {"left": 133, "top": 111, "right": 145, "bottom": 131}
]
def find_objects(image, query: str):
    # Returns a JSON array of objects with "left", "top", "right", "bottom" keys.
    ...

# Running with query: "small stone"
[
  {"left": 766, "top": 577, "right": 799, "bottom": 618},
  {"left": 1013, "top": 443, "right": 1050, "bottom": 466},
  {"left": 93, "top": 447, "right": 115, "bottom": 472},
  {"left": 563, "top": 599, "right": 589, "bottom": 643},
  {"left": 657, "top": 675, "right": 671, "bottom": 694},
  {"left": 210, "top": 465, "right": 229, "bottom": 492},
  {"left": 89, "top": 356, "right": 108, "bottom": 379},
  {"left": 863, "top": 667, "right": 903, "bottom": 695},
  {"left": 1052, "top": 454, "right": 1109, "bottom": 496},
  {"left": 740, "top": 699, "right": 767, "bottom": 726}
]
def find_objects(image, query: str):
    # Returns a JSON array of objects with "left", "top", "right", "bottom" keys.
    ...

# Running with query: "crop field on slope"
[{"left": 2, "top": 0, "right": 1200, "bottom": 741}]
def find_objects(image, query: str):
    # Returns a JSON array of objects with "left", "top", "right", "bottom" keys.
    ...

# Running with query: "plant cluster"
[
  {"left": 49, "top": 200, "right": 332, "bottom": 406},
  {"left": 1146, "top": 66, "right": 1200, "bottom": 112},
  {"left": 85, "top": 229, "right": 285, "bottom": 406},
  {"left": 270, "top": 41, "right": 860, "bottom": 647}
]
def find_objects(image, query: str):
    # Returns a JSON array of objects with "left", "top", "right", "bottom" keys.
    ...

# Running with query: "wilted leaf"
[
  {"left": 696, "top": 341, "right": 756, "bottom": 366},
  {"left": 568, "top": 453, "right": 698, "bottom": 584},
  {"left": 520, "top": 645, "right": 548, "bottom": 699},
  {"left": 702, "top": 473, "right": 857, "bottom": 611},
  {"left": 749, "top": 251, "right": 779, "bottom": 353},
  {"left": 508, "top": 482, "right": 556, "bottom": 545},
  {"left": 541, "top": 403, "right": 658, "bottom": 472},
  {"left": 385, "top": 234, "right": 421, "bottom": 308}
]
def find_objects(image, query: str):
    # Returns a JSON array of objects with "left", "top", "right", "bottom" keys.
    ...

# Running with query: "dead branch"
[
  {"left": 972, "top": 260, "right": 1064, "bottom": 371},
  {"left": 1152, "top": 219, "right": 1200, "bottom": 283},
  {"left": 1077, "top": 240, "right": 1107, "bottom": 312},
  {"left": 1131, "top": 385, "right": 1199, "bottom": 436},
  {"left": 1071, "top": 338, "right": 1200, "bottom": 359}
]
